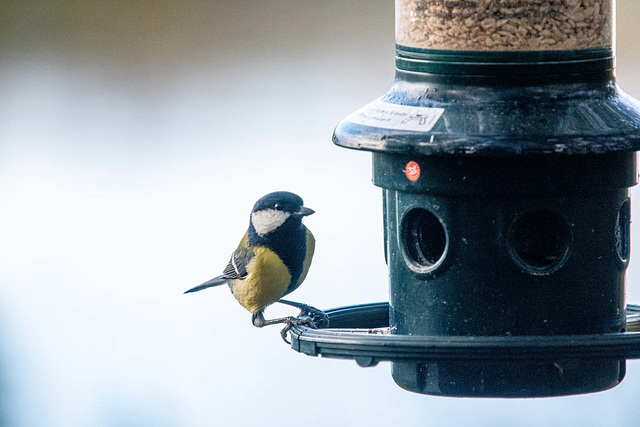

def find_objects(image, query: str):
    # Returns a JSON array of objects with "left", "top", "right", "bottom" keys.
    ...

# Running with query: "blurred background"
[{"left": 1, "top": 1, "right": 639, "bottom": 426}]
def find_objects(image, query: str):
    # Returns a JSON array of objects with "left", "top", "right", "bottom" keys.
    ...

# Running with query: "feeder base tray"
[{"left": 289, "top": 303, "right": 640, "bottom": 397}]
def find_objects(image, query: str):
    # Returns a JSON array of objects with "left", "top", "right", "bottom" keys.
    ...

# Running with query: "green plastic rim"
[
  {"left": 289, "top": 303, "right": 640, "bottom": 366},
  {"left": 395, "top": 45, "right": 614, "bottom": 76}
]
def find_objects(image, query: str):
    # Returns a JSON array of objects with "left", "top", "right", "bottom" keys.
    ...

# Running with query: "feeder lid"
[
  {"left": 333, "top": 86, "right": 640, "bottom": 157},
  {"left": 289, "top": 303, "right": 640, "bottom": 367}
]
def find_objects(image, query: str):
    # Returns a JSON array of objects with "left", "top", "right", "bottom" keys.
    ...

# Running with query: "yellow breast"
[{"left": 231, "top": 246, "right": 292, "bottom": 314}]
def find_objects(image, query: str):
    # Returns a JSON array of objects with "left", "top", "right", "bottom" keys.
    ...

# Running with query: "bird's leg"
[
  {"left": 251, "top": 311, "right": 316, "bottom": 328},
  {"left": 252, "top": 311, "right": 297, "bottom": 328},
  {"left": 277, "top": 299, "right": 329, "bottom": 328},
  {"left": 251, "top": 311, "right": 315, "bottom": 344}
]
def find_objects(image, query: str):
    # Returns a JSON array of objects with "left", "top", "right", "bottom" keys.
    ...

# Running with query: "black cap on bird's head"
[
  {"left": 250, "top": 191, "right": 314, "bottom": 237},
  {"left": 251, "top": 191, "right": 314, "bottom": 217}
]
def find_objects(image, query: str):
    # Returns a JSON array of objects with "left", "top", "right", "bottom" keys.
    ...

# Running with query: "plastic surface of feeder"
[
  {"left": 334, "top": 40, "right": 640, "bottom": 157},
  {"left": 394, "top": 48, "right": 614, "bottom": 76},
  {"left": 289, "top": 303, "right": 640, "bottom": 397},
  {"left": 290, "top": 303, "right": 640, "bottom": 362},
  {"left": 376, "top": 152, "right": 634, "bottom": 338},
  {"left": 333, "top": 73, "right": 640, "bottom": 156}
]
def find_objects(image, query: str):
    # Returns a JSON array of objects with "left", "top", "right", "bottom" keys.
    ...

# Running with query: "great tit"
[{"left": 185, "top": 191, "right": 324, "bottom": 330}]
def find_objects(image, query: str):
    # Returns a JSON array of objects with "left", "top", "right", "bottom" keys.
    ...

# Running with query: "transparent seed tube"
[{"left": 396, "top": 0, "right": 613, "bottom": 51}]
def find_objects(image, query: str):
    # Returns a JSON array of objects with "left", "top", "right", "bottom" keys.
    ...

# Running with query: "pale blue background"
[{"left": 1, "top": 1, "right": 640, "bottom": 426}]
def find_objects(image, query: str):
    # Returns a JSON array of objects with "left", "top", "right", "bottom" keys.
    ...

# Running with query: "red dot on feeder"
[{"left": 405, "top": 161, "right": 420, "bottom": 182}]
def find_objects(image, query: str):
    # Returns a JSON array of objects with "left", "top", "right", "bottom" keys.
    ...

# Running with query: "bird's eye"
[{"left": 274, "top": 203, "right": 284, "bottom": 211}]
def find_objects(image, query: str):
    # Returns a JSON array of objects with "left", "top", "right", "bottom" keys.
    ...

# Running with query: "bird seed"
[{"left": 396, "top": 0, "right": 612, "bottom": 51}]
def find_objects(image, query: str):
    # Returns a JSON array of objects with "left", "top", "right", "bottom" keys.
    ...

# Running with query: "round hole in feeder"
[
  {"left": 509, "top": 210, "right": 571, "bottom": 275},
  {"left": 615, "top": 199, "right": 631, "bottom": 263},
  {"left": 401, "top": 208, "right": 447, "bottom": 273}
]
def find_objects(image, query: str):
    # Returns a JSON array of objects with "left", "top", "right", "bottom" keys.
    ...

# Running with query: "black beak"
[{"left": 296, "top": 206, "right": 315, "bottom": 217}]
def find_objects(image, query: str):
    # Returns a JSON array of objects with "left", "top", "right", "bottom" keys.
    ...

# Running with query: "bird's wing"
[
  {"left": 221, "top": 232, "right": 254, "bottom": 280},
  {"left": 221, "top": 252, "right": 248, "bottom": 279}
]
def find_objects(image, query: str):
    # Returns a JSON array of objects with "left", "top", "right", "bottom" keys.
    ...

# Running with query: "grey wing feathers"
[
  {"left": 221, "top": 254, "right": 245, "bottom": 279},
  {"left": 221, "top": 246, "right": 253, "bottom": 280}
]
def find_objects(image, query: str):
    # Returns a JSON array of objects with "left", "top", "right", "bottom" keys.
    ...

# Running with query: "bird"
[{"left": 184, "top": 191, "right": 327, "bottom": 333}]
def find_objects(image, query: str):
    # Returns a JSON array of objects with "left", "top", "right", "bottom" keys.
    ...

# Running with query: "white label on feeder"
[{"left": 345, "top": 98, "right": 444, "bottom": 133}]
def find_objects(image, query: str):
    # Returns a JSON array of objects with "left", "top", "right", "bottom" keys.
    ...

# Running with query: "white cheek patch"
[{"left": 251, "top": 209, "right": 291, "bottom": 237}]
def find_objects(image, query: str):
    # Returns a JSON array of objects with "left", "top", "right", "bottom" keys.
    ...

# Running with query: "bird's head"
[{"left": 250, "top": 191, "right": 314, "bottom": 237}]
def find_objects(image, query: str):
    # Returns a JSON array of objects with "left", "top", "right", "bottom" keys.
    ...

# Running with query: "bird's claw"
[
  {"left": 296, "top": 305, "right": 330, "bottom": 329},
  {"left": 280, "top": 315, "right": 315, "bottom": 344}
]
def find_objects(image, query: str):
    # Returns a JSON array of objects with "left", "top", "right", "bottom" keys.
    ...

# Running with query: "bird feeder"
[{"left": 289, "top": 0, "right": 640, "bottom": 397}]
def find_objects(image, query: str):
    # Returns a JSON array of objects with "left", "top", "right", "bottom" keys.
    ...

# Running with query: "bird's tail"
[{"left": 184, "top": 276, "right": 228, "bottom": 294}]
